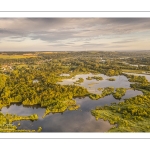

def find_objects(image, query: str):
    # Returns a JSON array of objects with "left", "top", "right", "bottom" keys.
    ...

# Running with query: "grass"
[
  {"left": 122, "top": 69, "right": 145, "bottom": 74},
  {"left": 92, "top": 108, "right": 150, "bottom": 132}
]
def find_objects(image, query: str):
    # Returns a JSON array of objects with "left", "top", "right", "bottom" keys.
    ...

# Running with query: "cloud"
[
  {"left": 0, "top": 18, "right": 150, "bottom": 51},
  {"left": 112, "top": 39, "right": 135, "bottom": 44},
  {"left": 0, "top": 18, "right": 150, "bottom": 41}
]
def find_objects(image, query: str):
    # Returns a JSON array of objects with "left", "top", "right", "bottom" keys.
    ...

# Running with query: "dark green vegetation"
[
  {"left": 92, "top": 76, "right": 103, "bottom": 81},
  {"left": 86, "top": 76, "right": 103, "bottom": 81},
  {"left": 106, "top": 69, "right": 122, "bottom": 76},
  {"left": 126, "top": 74, "right": 148, "bottom": 83},
  {"left": 89, "top": 87, "right": 115, "bottom": 100},
  {"left": 123, "top": 73, "right": 150, "bottom": 94},
  {"left": 74, "top": 78, "right": 84, "bottom": 84},
  {"left": 125, "top": 74, "right": 150, "bottom": 95},
  {"left": 107, "top": 78, "right": 115, "bottom": 81},
  {"left": 91, "top": 94, "right": 150, "bottom": 132},
  {"left": 89, "top": 94, "right": 102, "bottom": 100},
  {"left": 1, "top": 51, "right": 150, "bottom": 132},
  {"left": 112, "top": 88, "right": 126, "bottom": 99},
  {"left": 101, "top": 87, "right": 114, "bottom": 97}
]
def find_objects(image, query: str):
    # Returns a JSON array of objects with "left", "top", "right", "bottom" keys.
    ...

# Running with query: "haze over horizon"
[{"left": 0, "top": 18, "right": 150, "bottom": 52}]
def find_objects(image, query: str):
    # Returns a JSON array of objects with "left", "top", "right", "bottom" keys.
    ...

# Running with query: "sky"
[{"left": 0, "top": 18, "right": 150, "bottom": 51}]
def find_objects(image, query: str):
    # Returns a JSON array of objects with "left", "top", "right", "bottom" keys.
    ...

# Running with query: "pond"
[{"left": 1, "top": 73, "right": 143, "bottom": 132}]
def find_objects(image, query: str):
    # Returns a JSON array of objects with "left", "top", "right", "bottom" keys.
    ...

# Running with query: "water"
[
  {"left": 58, "top": 73, "right": 131, "bottom": 94},
  {"left": 122, "top": 62, "right": 147, "bottom": 67},
  {"left": 1, "top": 73, "right": 143, "bottom": 132},
  {"left": 60, "top": 73, "right": 70, "bottom": 76},
  {"left": 1, "top": 103, "right": 113, "bottom": 132}
]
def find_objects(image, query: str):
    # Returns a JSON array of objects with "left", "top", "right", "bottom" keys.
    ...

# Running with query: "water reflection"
[
  {"left": 75, "top": 90, "right": 142, "bottom": 112},
  {"left": 13, "top": 109, "right": 113, "bottom": 132},
  {"left": 1, "top": 104, "right": 45, "bottom": 119}
]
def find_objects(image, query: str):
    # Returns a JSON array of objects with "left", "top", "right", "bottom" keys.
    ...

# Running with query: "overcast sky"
[{"left": 0, "top": 18, "right": 150, "bottom": 51}]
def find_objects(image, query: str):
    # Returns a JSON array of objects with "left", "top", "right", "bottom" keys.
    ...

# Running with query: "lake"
[{"left": 1, "top": 73, "right": 143, "bottom": 132}]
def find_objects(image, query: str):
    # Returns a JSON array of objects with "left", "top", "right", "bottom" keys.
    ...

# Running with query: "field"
[
  {"left": 0, "top": 54, "right": 37, "bottom": 59},
  {"left": 122, "top": 69, "right": 145, "bottom": 74}
]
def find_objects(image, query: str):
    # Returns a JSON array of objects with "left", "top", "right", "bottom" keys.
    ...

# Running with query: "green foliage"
[
  {"left": 43, "top": 99, "right": 80, "bottom": 117},
  {"left": 91, "top": 94, "right": 150, "bottom": 132},
  {"left": 89, "top": 94, "right": 102, "bottom": 100},
  {"left": 0, "top": 74, "right": 7, "bottom": 92},
  {"left": 112, "top": 88, "right": 126, "bottom": 99},
  {"left": 0, "top": 61, "right": 90, "bottom": 117},
  {"left": 91, "top": 76, "right": 103, "bottom": 81},
  {"left": 86, "top": 76, "right": 103, "bottom": 81},
  {"left": 128, "top": 75, "right": 148, "bottom": 84},
  {"left": 37, "top": 127, "right": 42, "bottom": 132},
  {"left": 106, "top": 69, "right": 122, "bottom": 76},
  {"left": 107, "top": 78, "right": 115, "bottom": 81},
  {"left": 89, "top": 87, "right": 114, "bottom": 100},
  {"left": 101, "top": 87, "right": 114, "bottom": 97},
  {"left": 124, "top": 73, "right": 150, "bottom": 94},
  {"left": 74, "top": 78, "right": 84, "bottom": 84}
]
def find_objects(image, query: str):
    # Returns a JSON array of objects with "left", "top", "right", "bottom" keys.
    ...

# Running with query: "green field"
[{"left": 122, "top": 69, "right": 145, "bottom": 74}]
